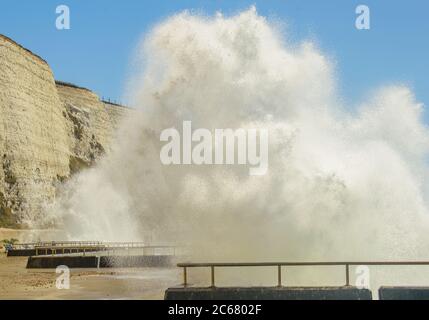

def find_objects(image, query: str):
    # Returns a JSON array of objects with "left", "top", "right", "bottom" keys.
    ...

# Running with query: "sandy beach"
[
  {"left": 0, "top": 253, "right": 181, "bottom": 300},
  {"left": 0, "top": 229, "right": 182, "bottom": 300}
]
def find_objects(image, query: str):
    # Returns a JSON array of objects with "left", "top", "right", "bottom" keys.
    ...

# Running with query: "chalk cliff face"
[
  {"left": 57, "top": 83, "right": 111, "bottom": 169},
  {"left": 0, "top": 35, "right": 130, "bottom": 227}
]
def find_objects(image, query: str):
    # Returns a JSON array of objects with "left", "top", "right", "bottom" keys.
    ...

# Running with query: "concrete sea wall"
[
  {"left": 26, "top": 255, "right": 172, "bottom": 268},
  {"left": 379, "top": 287, "right": 429, "bottom": 300},
  {"left": 165, "top": 287, "right": 373, "bottom": 300}
]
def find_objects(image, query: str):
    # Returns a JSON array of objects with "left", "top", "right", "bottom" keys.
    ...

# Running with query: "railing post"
[
  {"left": 211, "top": 266, "right": 216, "bottom": 287},
  {"left": 277, "top": 265, "right": 282, "bottom": 287},
  {"left": 345, "top": 264, "right": 350, "bottom": 286},
  {"left": 183, "top": 267, "right": 188, "bottom": 287}
]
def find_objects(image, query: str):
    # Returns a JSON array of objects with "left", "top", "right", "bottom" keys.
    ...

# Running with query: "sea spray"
[{"left": 46, "top": 8, "right": 429, "bottom": 287}]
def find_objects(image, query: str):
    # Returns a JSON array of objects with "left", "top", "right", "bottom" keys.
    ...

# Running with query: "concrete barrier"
[
  {"left": 165, "top": 287, "right": 372, "bottom": 300},
  {"left": 27, "top": 256, "right": 98, "bottom": 268},
  {"left": 379, "top": 287, "right": 429, "bottom": 300},
  {"left": 27, "top": 255, "right": 172, "bottom": 269},
  {"left": 100, "top": 255, "right": 172, "bottom": 268},
  {"left": 7, "top": 249, "right": 36, "bottom": 257}
]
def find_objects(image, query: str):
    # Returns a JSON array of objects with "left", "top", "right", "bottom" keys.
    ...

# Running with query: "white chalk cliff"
[{"left": 0, "top": 34, "right": 130, "bottom": 227}]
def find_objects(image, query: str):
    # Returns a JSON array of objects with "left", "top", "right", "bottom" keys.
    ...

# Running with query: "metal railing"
[
  {"left": 177, "top": 261, "right": 429, "bottom": 288},
  {"left": 12, "top": 241, "right": 103, "bottom": 250},
  {"left": 34, "top": 244, "right": 179, "bottom": 257},
  {"left": 10, "top": 241, "right": 180, "bottom": 256}
]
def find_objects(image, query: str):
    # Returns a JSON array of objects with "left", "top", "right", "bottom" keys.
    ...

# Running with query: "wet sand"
[{"left": 0, "top": 253, "right": 181, "bottom": 300}]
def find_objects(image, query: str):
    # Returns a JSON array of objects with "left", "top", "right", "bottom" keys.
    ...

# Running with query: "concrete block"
[
  {"left": 379, "top": 287, "right": 429, "bottom": 300},
  {"left": 165, "top": 286, "right": 372, "bottom": 300}
]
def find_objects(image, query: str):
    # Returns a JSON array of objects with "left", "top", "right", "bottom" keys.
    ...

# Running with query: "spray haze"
[{"left": 48, "top": 7, "right": 429, "bottom": 272}]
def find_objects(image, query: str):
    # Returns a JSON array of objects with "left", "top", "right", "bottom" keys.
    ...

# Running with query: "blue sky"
[{"left": 1, "top": 0, "right": 428, "bottom": 116}]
